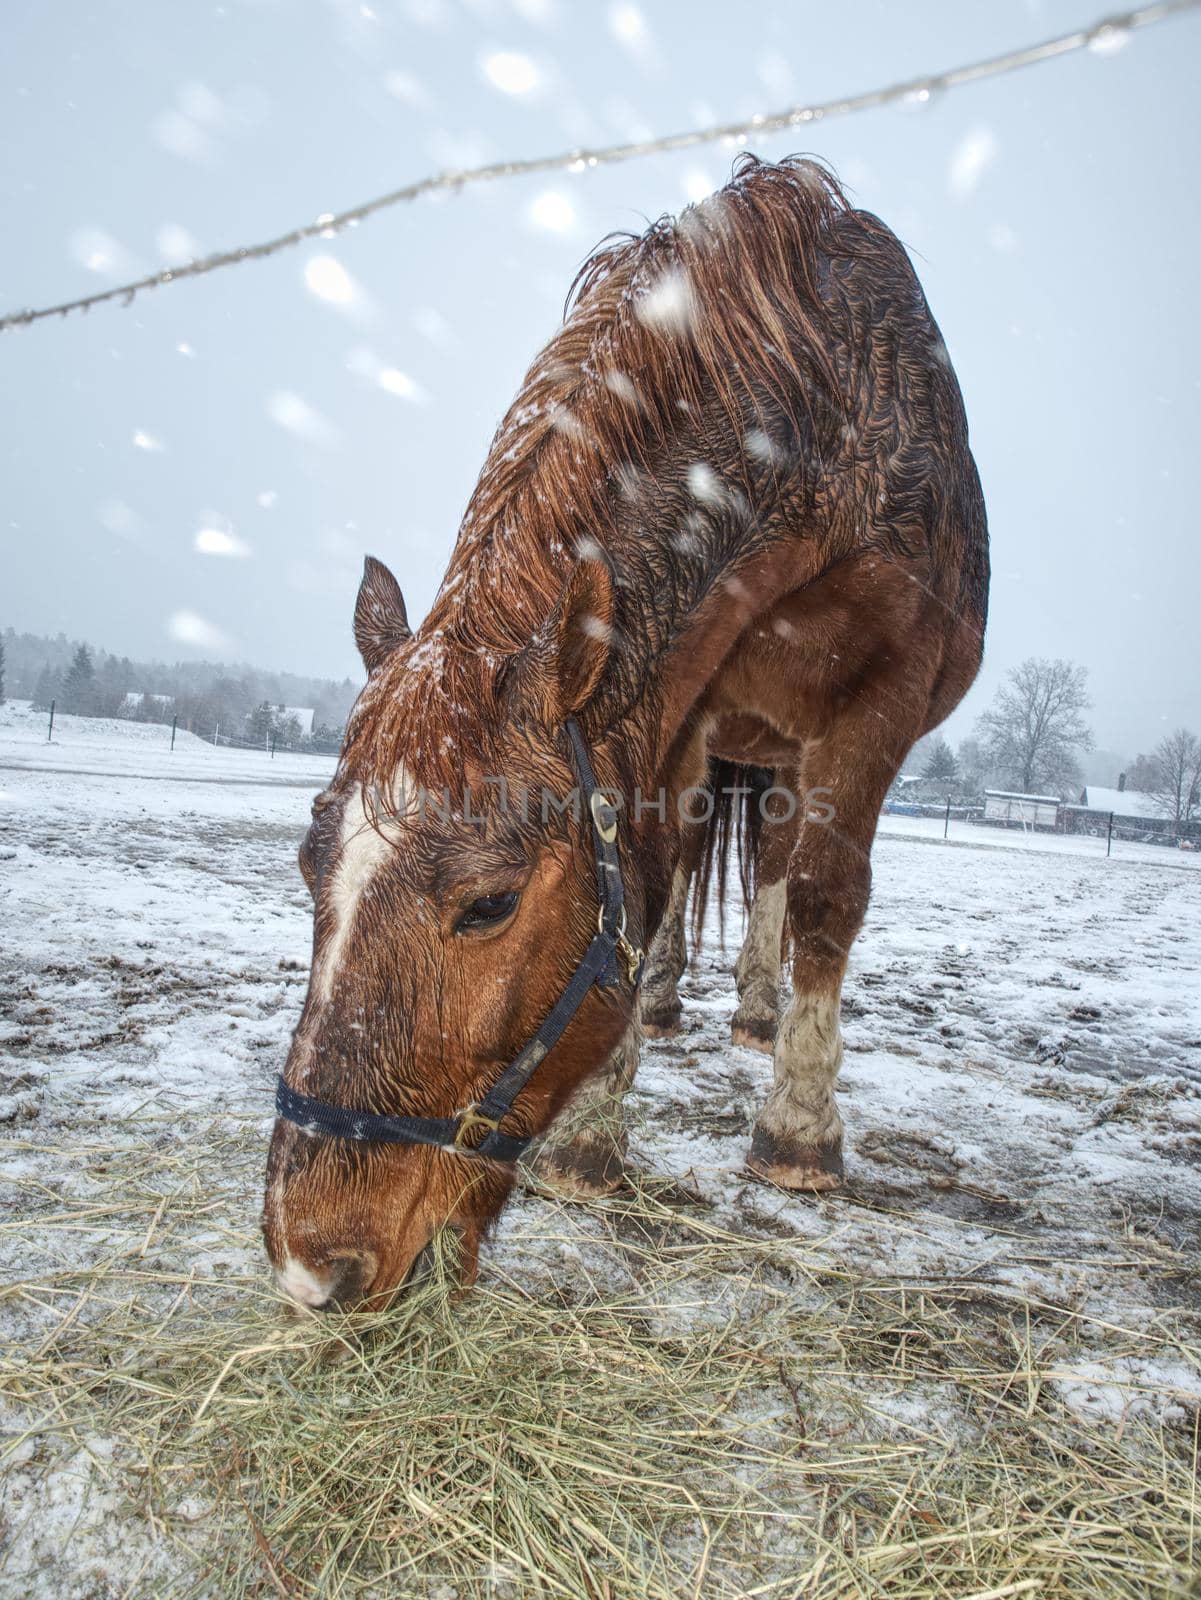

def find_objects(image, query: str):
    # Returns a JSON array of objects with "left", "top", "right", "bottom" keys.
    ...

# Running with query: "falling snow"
[
  {"left": 636, "top": 267, "right": 695, "bottom": 334},
  {"left": 166, "top": 611, "right": 232, "bottom": 652},
  {"left": 949, "top": 126, "right": 999, "bottom": 199},
  {"left": 480, "top": 50, "right": 541, "bottom": 96},
  {"left": 194, "top": 525, "right": 251, "bottom": 560}
]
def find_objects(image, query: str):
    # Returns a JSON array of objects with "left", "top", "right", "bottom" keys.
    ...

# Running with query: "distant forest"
[{"left": 2, "top": 627, "right": 360, "bottom": 749}]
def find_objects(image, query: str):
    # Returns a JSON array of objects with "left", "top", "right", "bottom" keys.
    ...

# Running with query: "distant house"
[
  {"left": 1062, "top": 783, "right": 1179, "bottom": 840},
  {"left": 121, "top": 691, "right": 173, "bottom": 715},
  {"left": 1073, "top": 785, "right": 1160, "bottom": 822},
  {"left": 982, "top": 790, "right": 1060, "bottom": 830}
]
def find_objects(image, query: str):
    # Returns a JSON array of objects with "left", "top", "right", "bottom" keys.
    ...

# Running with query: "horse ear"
[
  {"left": 496, "top": 553, "right": 615, "bottom": 722},
  {"left": 354, "top": 556, "right": 411, "bottom": 676},
  {"left": 547, "top": 552, "right": 615, "bottom": 716}
]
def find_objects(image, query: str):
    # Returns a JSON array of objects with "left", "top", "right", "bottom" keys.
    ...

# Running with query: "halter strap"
[{"left": 274, "top": 718, "right": 643, "bottom": 1164}]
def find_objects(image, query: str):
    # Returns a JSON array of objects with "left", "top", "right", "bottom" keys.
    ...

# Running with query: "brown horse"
[{"left": 263, "top": 156, "right": 988, "bottom": 1310}]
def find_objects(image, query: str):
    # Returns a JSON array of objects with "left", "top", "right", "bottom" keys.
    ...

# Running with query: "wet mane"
[
  {"left": 343, "top": 155, "right": 857, "bottom": 799},
  {"left": 430, "top": 154, "right": 850, "bottom": 650}
]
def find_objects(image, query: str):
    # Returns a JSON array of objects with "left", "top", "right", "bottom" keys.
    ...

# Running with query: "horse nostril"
[{"left": 325, "top": 1252, "right": 370, "bottom": 1306}]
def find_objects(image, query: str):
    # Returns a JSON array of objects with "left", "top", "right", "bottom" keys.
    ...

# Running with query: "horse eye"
[{"left": 458, "top": 891, "right": 519, "bottom": 931}]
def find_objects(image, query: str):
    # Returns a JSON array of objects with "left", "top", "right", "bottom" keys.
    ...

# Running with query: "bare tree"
[
  {"left": 1148, "top": 728, "right": 1201, "bottom": 825},
  {"left": 1125, "top": 751, "right": 1159, "bottom": 793},
  {"left": 956, "top": 735, "right": 987, "bottom": 794},
  {"left": 975, "top": 658, "right": 1093, "bottom": 795}
]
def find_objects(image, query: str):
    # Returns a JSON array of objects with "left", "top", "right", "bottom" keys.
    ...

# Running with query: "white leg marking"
[
  {"left": 758, "top": 990, "right": 844, "bottom": 1150},
  {"left": 733, "top": 877, "right": 786, "bottom": 1032}
]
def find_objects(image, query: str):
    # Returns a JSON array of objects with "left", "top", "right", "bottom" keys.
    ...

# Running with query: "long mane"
[
  {"left": 343, "top": 155, "right": 858, "bottom": 798},
  {"left": 429, "top": 154, "right": 850, "bottom": 652}
]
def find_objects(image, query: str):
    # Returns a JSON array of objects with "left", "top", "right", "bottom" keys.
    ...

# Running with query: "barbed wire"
[{"left": 2, "top": 0, "right": 1197, "bottom": 335}]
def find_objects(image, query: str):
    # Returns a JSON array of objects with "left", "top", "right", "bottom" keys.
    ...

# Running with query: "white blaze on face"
[{"left": 310, "top": 770, "right": 415, "bottom": 1007}]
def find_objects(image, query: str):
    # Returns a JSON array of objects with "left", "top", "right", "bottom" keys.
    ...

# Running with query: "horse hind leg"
[
  {"left": 747, "top": 693, "right": 917, "bottom": 1192},
  {"left": 730, "top": 800, "right": 795, "bottom": 1052},
  {"left": 639, "top": 855, "right": 693, "bottom": 1038}
]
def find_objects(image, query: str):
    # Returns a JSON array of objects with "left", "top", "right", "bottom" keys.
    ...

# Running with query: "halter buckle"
[
  {"left": 617, "top": 931, "right": 644, "bottom": 986},
  {"left": 452, "top": 1104, "right": 501, "bottom": 1151},
  {"left": 588, "top": 789, "right": 619, "bottom": 843},
  {"left": 598, "top": 905, "right": 644, "bottom": 986}
]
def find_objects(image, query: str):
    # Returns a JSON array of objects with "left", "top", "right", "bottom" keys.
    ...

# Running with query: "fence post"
[
  {"left": 213, "top": 720, "right": 219, "bottom": 747},
  {"left": 170, "top": 715, "right": 177, "bottom": 751},
  {"left": 270, "top": 732, "right": 276, "bottom": 759},
  {"left": 47, "top": 698, "right": 55, "bottom": 742},
  {"left": 944, "top": 796, "right": 951, "bottom": 839},
  {"left": 1107, "top": 811, "right": 1114, "bottom": 857}
]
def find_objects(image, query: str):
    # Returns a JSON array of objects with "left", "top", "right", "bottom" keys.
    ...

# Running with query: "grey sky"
[{"left": 3, "top": 0, "right": 1198, "bottom": 755}]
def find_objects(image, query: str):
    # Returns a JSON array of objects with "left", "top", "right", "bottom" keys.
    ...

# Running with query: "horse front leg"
[
  {"left": 529, "top": 1020, "right": 641, "bottom": 1197},
  {"left": 532, "top": 819, "right": 699, "bottom": 1193},
  {"left": 747, "top": 706, "right": 909, "bottom": 1192}
]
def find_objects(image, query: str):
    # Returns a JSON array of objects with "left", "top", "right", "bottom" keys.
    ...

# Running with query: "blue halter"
[{"left": 274, "top": 718, "right": 643, "bottom": 1163}]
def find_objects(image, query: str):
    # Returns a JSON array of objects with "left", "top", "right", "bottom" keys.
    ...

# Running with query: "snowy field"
[{"left": 2, "top": 703, "right": 1199, "bottom": 1597}]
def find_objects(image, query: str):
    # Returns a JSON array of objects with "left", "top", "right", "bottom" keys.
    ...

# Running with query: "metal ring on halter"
[{"left": 452, "top": 1104, "right": 502, "bottom": 1151}]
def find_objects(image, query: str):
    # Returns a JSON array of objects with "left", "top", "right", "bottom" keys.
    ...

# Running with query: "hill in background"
[{"left": 2, "top": 626, "right": 360, "bottom": 747}]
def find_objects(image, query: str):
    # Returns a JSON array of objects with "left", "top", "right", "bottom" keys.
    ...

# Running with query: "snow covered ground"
[
  {"left": 2, "top": 703, "right": 1199, "bottom": 1595},
  {"left": 0, "top": 698, "right": 335, "bottom": 786}
]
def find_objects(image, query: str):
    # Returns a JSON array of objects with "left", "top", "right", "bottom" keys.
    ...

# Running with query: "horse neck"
[{"left": 594, "top": 470, "right": 821, "bottom": 828}]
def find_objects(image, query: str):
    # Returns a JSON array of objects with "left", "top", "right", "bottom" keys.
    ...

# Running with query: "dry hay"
[{"left": 2, "top": 1113, "right": 1198, "bottom": 1599}]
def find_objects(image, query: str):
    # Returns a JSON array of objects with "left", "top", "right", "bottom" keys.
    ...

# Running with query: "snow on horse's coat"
[{"left": 264, "top": 156, "right": 989, "bottom": 1309}]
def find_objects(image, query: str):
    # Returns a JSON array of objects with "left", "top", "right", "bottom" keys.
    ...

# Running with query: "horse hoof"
[
  {"left": 531, "top": 1140, "right": 626, "bottom": 1199},
  {"left": 745, "top": 1128, "right": 843, "bottom": 1192},
  {"left": 731, "top": 1019, "right": 776, "bottom": 1054},
  {"left": 745, "top": 1156, "right": 842, "bottom": 1192},
  {"left": 640, "top": 1008, "right": 682, "bottom": 1038}
]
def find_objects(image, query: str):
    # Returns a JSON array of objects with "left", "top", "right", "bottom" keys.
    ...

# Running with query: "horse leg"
[
  {"left": 730, "top": 800, "right": 795, "bottom": 1052},
  {"left": 532, "top": 814, "right": 704, "bottom": 1192},
  {"left": 639, "top": 860, "right": 691, "bottom": 1037},
  {"left": 529, "top": 1020, "right": 641, "bottom": 1197},
  {"left": 746, "top": 703, "right": 912, "bottom": 1192}
]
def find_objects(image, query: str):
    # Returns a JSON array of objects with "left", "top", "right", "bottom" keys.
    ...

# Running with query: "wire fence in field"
[
  {"left": 210, "top": 727, "right": 343, "bottom": 758},
  {"left": 882, "top": 793, "right": 1201, "bottom": 855},
  {"left": 30, "top": 699, "right": 1200, "bottom": 860},
  {"left": 35, "top": 697, "right": 343, "bottom": 759},
  {"left": 2, "top": 0, "right": 1198, "bottom": 333}
]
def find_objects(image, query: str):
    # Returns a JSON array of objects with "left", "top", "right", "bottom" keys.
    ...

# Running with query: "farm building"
[
  {"left": 1074, "top": 784, "right": 1160, "bottom": 821},
  {"left": 121, "top": 691, "right": 172, "bottom": 714},
  {"left": 981, "top": 789, "right": 1060, "bottom": 830},
  {"left": 1062, "top": 783, "right": 1195, "bottom": 844}
]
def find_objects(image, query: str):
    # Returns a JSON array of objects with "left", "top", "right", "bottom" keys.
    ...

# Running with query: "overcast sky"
[{"left": 3, "top": 0, "right": 1198, "bottom": 755}]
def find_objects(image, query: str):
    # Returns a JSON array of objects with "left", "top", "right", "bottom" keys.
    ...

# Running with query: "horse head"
[{"left": 262, "top": 553, "right": 646, "bottom": 1308}]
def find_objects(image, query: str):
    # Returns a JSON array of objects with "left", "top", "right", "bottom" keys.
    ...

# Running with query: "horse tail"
[{"left": 690, "top": 760, "right": 771, "bottom": 951}]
